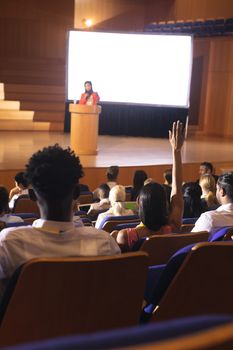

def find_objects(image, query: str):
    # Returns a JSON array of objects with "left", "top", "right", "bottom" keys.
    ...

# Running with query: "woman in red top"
[
  {"left": 114, "top": 121, "right": 185, "bottom": 252},
  {"left": 79, "top": 81, "right": 100, "bottom": 105}
]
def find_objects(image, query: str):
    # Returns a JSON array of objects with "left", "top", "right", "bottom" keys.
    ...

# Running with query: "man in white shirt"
[
  {"left": 192, "top": 172, "right": 233, "bottom": 237},
  {"left": 0, "top": 144, "right": 120, "bottom": 298}
]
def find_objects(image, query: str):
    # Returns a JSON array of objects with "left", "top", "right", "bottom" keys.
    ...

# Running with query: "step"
[
  {"left": 0, "top": 120, "right": 51, "bottom": 131},
  {"left": 0, "top": 100, "right": 20, "bottom": 110},
  {"left": 0, "top": 83, "right": 4, "bottom": 100},
  {"left": 0, "top": 110, "right": 34, "bottom": 120}
]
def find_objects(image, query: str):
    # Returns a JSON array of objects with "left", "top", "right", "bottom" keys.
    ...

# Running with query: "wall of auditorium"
[
  {"left": 145, "top": 0, "right": 233, "bottom": 23},
  {"left": 202, "top": 37, "right": 233, "bottom": 137},
  {"left": 74, "top": 0, "right": 145, "bottom": 30}
]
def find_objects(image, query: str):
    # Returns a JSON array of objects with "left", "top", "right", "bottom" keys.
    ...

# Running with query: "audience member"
[
  {"left": 199, "top": 174, "right": 218, "bottom": 209},
  {"left": 131, "top": 170, "right": 148, "bottom": 201},
  {"left": 95, "top": 185, "right": 134, "bottom": 229},
  {"left": 115, "top": 121, "right": 185, "bottom": 251},
  {"left": 0, "top": 186, "right": 23, "bottom": 224},
  {"left": 0, "top": 145, "right": 120, "bottom": 299},
  {"left": 183, "top": 182, "right": 208, "bottom": 218},
  {"left": 192, "top": 172, "right": 233, "bottom": 236},
  {"left": 106, "top": 165, "right": 119, "bottom": 189},
  {"left": 199, "top": 161, "right": 218, "bottom": 182},
  {"left": 87, "top": 183, "right": 111, "bottom": 220},
  {"left": 9, "top": 172, "right": 29, "bottom": 209}
]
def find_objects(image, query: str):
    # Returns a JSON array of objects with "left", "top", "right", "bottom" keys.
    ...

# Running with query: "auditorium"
[{"left": 0, "top": 0, "right": 233, "bottom": 348}]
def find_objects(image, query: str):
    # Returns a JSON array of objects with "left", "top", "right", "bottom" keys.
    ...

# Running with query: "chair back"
[
  {"left": 152, "top": 242, "right": 233, "bottom": 322},
  {"left": 100, "top": 215, "right": 139, "bottom": 233},
  {"left": 0, "top": 252, "right": 148, "bottom": 347},
  {"left": 180, "top": 224, "right": 195, "bottom": 233},
  {"left": 78, "top": 192, "right": 93, "bottom": 204},
  {"left": 13, "top": 196, "right": 40, "bottom": 216},
  {"left": 139, "top": 231, "right": 209, "bottom": 265},
  {"left": 209, "top": 226, "right": 233, "bottom": 242}
]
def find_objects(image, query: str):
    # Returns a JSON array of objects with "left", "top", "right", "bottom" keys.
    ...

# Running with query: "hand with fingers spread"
[{"left": 169, "top": 120, "right": 185, "bottom": 151}]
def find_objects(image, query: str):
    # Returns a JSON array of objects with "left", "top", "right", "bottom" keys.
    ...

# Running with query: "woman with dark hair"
[
  {"left": 79, "top": 81, "right": 100, "bottom": 105},
  {"left": 131, "top": 170, "right": 148, "bottom": 201},
  {"left": 115, "top": 121, "right": 185, "bottom": 251},
  {"left": 183, "top": 182, "right": 207, "bottom": 218}
]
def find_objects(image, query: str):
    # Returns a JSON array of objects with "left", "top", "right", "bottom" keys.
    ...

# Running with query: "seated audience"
[
  {"left": 199, "top": 174, "right": 218, "bottom": 209},
  {"left": 93, "top": 165, "right": 120, "bottom": 200},
  {"left": 9, "top": 172, "right": 29, "bottom": 210},
  {"left": 87, "top": 183, "right": 111, "bottom": 220},
  {"left": 183, "top": 182, "right": 208, "bottom": 218},
  {"left": 131, "top": 170, "right": 148, "bottom": 201},
  {"left": 192, "top": 172, "right": 233, "bottom": 236},
  {"left": 0, "top": 186, "right": 23, "bottom": 224},
  {"left": 95, "top": 185, "right": 134, "bottom": 229},
  {"left": 199, "top": 161, "right": 218, "bottom": 182},
  {"left": 0, "top": 145, "right": 120, "bottom": 299},
  {"left": 115, "top": 121, "right": 185, "bottom": 251}
]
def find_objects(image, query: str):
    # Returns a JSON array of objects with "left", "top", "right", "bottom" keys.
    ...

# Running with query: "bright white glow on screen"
[{"left": 67, "top": 31, "right": 192, "bottom": 107}]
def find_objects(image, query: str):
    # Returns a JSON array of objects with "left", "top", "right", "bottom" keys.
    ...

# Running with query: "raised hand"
[{"left": 169, "top": 120, "right": 185, "bottom": 151}]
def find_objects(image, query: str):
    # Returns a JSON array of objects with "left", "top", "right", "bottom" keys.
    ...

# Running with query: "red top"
[
  {"left": 79, "top": 92, "right": 100, "bottom": 105},
  {"left": 127, "top": 225, "right": 172, "bottom": 250}
]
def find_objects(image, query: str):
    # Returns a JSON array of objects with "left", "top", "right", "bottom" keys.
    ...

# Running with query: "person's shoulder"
[
  {"left": 77, "top": 226, "right": 111, "bottom": 238},
  {"left": 0, "top": 225, "right": 34, "bottom": 241}
]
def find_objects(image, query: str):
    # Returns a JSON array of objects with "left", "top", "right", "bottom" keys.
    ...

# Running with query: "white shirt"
[
  {"left": 192, "top": 203, "right": 233, "bottom": 236},
  {"left": 0, "top": 219, "right": 120, "bottom": 282},
  {"left": 0, "top": 214, "right": 24, "bottom": 224},
  {"left": 95, "top": 205, "right": 134, "bottom": 229}
]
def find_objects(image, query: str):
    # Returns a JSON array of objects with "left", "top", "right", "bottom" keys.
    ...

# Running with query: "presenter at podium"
[{"left": 79, "top": 81, "right": 100, "bottom": 105}]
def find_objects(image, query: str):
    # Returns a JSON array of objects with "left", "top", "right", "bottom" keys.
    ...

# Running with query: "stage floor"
[{"left": 0, "top": 131, "right": 233, "bottom": 170}]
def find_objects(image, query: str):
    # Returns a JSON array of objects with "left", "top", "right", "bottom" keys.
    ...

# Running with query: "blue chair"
[
  {"left": 6, "top": 222, "right": 31, "bottom": 228},
  {"left": 2, "top": 315, "right": 233, "bottom": 350},
  {"left": 112, "top": 222, "right": 140, "bottom": 231},
  {"left": 209, "top": 226, "right": 233, "bottom": 242},
  {"left": 143, "top": 242, "right": 233, "bottom": 323},
  {"left": 182, "top": 217, "right": 198, "bottom": 224},
  {"left": 98, "top": 215, "right": 139, "bottom": 233}
]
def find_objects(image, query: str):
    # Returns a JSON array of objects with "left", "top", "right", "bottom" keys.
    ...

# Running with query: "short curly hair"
[{"left": 25, "top": 144, "right": 83, "bottom": 200}]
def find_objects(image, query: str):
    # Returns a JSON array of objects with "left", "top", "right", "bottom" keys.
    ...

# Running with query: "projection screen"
[{"left": 67, "top": 30, "right": 193, "bottom": 107}]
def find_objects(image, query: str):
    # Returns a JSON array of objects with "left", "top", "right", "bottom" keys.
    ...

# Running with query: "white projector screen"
[{"left": 67, "top": 30, "right": 193, "bottom": 107}]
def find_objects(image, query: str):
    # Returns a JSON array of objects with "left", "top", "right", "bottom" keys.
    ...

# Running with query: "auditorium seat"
[
  {"left": 138, "top": 231, "right": 209, "bottom": 265},
  {"left": 77, "top": 191, "right": 93, "bottom": 204},
  {"left": 98, "top": 215, "right": 139, "bottom": 233},
  {"left": 0, "top": 252, "right": 148, "bottom": 347},
  {"left": 142, "top": 242, "right": 233, "bottom": 323},
  {"left": 12, "top": 195, "right": 40, "bottom": 216},
  {"left": 2, "top": 315, "right": 233, "bottom": 350},
  {"left": 209, "top": 226, "right": 233, "bottom": 242}
]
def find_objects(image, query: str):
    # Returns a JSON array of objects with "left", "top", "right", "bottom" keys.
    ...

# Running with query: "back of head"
[
  {"left": 99, "top": 183, "right": 110, "bottom": 199},
  {"left": 133, "top": 170, "right": 148, "bottom": 190},
  {"left": 107, "top": 165, "right": 119, "bottom": 182},
  {"left": 109, "top": 185, "right": 126, "bottom": 205},
  {"left": 0, "top": 186, "right": 9, "bottom": 214},
  {"left": 15, "top": 172, "right": 29, "bottom": 188},
  {"left": 217, "top": 172, "right": 233, "bottom": 202},
  {"left": 25, "top": 144, "right": 83, "bottom": 201},
  {"left": 163, "top": 168, "right": 172, "bottom": 185},
  {"left": 199, "top": 174, "right": 216, "bottom": 193},
  {"left": 139, "top": 183, "right": 168, "bottom": 231},
  {"left": 183, "top": 182, "right": 204, "bottom": 217}
]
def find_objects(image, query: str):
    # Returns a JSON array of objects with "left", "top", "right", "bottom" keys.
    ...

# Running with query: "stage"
[{"left": 1, "top": 131, "right": 233, "bottom": 191}]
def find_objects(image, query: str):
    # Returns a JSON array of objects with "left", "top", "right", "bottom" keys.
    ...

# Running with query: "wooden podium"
[{"left": 69, "top": 104, "right": 102, "bottom": 155}]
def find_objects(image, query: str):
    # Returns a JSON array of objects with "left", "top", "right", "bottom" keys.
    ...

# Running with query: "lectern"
[{"left": 69, "top": 104, "right": 102, "bottom": 155}]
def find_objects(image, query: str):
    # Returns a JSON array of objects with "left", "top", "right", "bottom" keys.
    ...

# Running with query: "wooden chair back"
[
  {"left": 0, "top": 252, "right": 148, "bottom": 347},
  {"left": 152, "top": 242, "right": 233, "bottom": 322},
  {"left": 102, "top": 217, "right": 140, "bottom": 233},
  {"left": 13, "top": 196, "right": 40, "bottom": 216},
  {"left": 139, "top": 231, "right": 209, "bottom": 265}
]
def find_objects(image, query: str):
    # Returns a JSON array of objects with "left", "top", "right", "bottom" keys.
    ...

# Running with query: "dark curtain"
[{"left": 64, "top": 101, "right": 188, "bottom": 138}]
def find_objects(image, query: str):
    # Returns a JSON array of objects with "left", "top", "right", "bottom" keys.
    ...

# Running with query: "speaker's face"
[{"left": 85, "top": 83, "right": 92, "bottom": 92}]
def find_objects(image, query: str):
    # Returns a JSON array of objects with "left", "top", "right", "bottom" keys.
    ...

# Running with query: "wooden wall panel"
[
  {"left": 145, "top": 0, "right": 233, "bottom": 23},
  {"left": 74, "top": 0, "right": 145, "bottom": 30},
  {"left": 0, "top": 0, "right": 74, "bottom": 127},
  {"left": 203, "top": 38, "right": 233, "bottom": 137}
]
